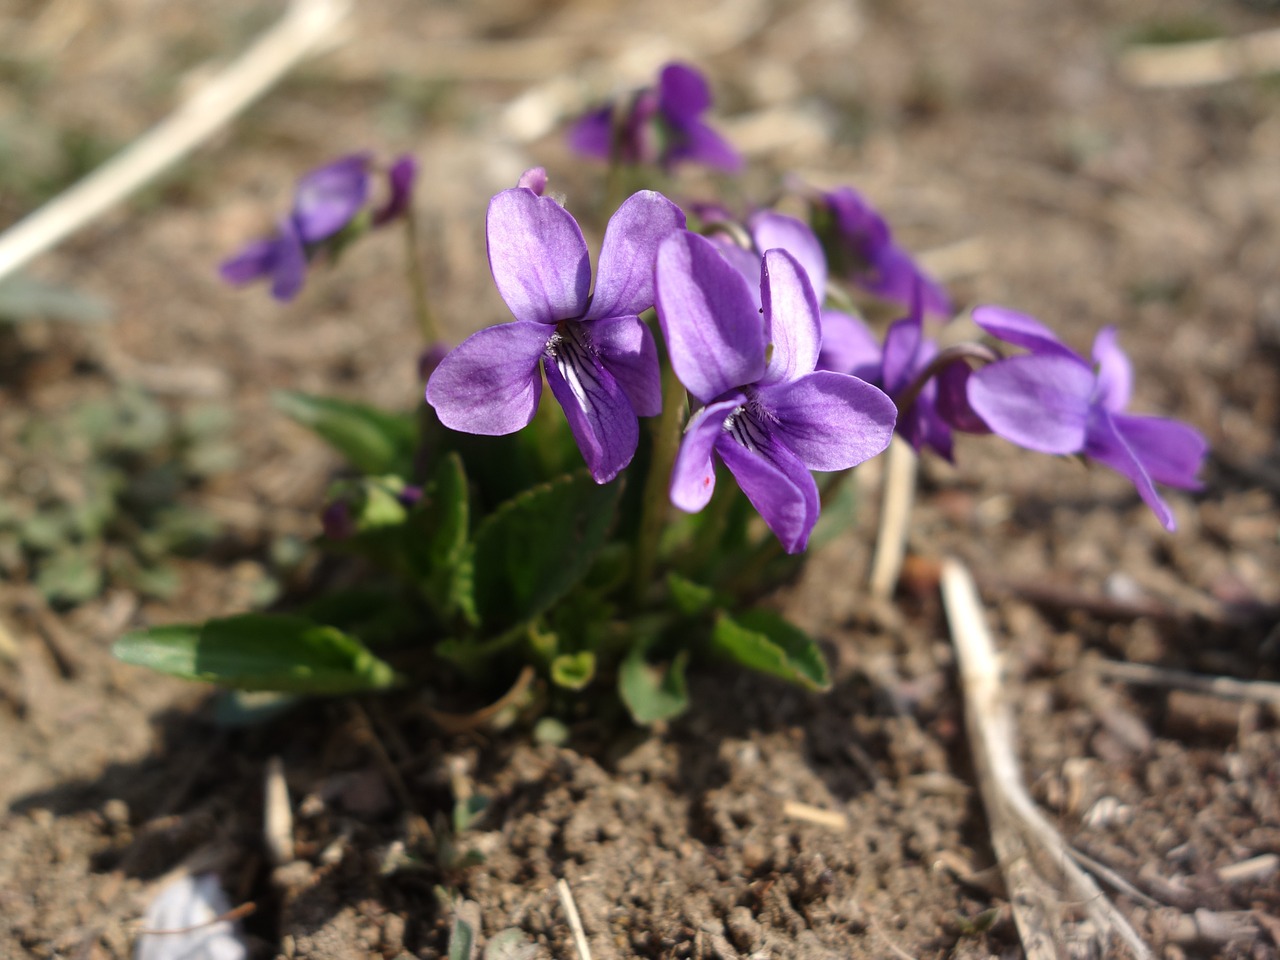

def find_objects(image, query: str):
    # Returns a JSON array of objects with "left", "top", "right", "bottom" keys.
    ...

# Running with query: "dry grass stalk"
[
  {"left": 0, "top": 0, "right": 351, "bottom": 284},
  {"left": 868, "top": 437, "right": 917, "bottom": 600},
  {"left": 556, "top": 878, "right": 593, "bottom": 960},
  {"left": 781, "top": 800, "right": 849, "bottom": 830},
  {"left": 263, "top": 756, "right": 295, "bottom": 866},
  {"left": 940, "top": 558, "right": 1153, "bottom": 960},
  {"left": 1093, "top": 658, "right": 1280, "bottom": 708},
  {"left": 1120, "top": 28, "right": 1280, "bottom": 89}
]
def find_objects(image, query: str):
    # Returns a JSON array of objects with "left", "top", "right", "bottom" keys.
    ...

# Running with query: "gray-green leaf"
[{"left": 113, "top": 613, "right": 399, "bottom": 693}]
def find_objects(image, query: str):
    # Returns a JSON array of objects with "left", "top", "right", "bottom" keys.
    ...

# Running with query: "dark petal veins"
[{"left": 544, "top": 322, "right": 639, "bottom": 484}]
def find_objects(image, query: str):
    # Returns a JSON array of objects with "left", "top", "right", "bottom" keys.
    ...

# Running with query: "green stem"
[
  {"left": 403, "top": 206, "right": 438, "bottom": 343},
  {"left": 631, "top": 355, "right": 687, "bottom": 607}
]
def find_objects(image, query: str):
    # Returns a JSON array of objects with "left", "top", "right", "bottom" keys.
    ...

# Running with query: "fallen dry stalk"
[
  {"left": 941, "top": 558, "right": 1152, "bottom": 960},
  {"left": 1120, "top": 28, "right": 1280, "bottom": 89},
  {"left": 556, "top": 878, "right": 593, "bottom": 960},
  {"left": 1093, "top": 658, "right": 1280, "bottom": 708},
  {"left": 0, "top": 0, "right": 351, "bottom": 284},
  {"left": 868, "top": 437, "right": 917, "bottom": 600}
]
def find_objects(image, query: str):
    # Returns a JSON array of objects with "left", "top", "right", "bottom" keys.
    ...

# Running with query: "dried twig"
[
  {"left": 941, "top": 558, "right": 1152, "bottom": 960},
  {"left": 1120, "top": 28, "right": 1280, "bottom": 89},
  {"left": 868, "top": 437, "right": 917, "bottom": 600},
  {"left": 1092, "top": 659, "right": 1280, "bottom": 708},
  {"left": 781, "top": 800, "right": 848, "bottom": 830},
  {"left": 556, "top": 878, "right": 593, "bottom": 960},
  {"left": 263, "top": 756, "right": 294, "bottom": 866},
  {"left": 0, "top": 0, "right": 351, "bottom": 283}
]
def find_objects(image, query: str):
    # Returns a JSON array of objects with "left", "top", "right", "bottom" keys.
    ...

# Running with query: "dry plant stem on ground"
[
  {"left": 1120, "top": 27, "right": 1280, "bottom": 88},
  {"left": 940, "top": 558, "right": 1153, "bottom": 960},
  {"left": 0, "top": 0, "right": 351, "bottom": 283},
  {"left": 868, "top": 437, "right": 917, "bottom": 600}
]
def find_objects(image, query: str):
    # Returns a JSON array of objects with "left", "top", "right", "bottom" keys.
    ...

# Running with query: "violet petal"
[
  {"left": 590, "top": 314, "right": 663, "bottom": 417},
  {"left": 756, "top": 370, "right": 897, "bottom": 472},
  {"left": 543, "top": 326, "right": 639, "bottom": 483},
  {"left": 749, "top": 211, "right": 827, "bottom": 303},
  {"left": 1110, "top": 413, "right": 1207, "bottom": 490},
  {"left": 879, "top": 314, "right": 923, "bottom": 396},
  {"left": 487, "top": 188, "right": 591, "bottom": 325},
  {"left": 716, "top": 433, "right": 819, "bottom": 553},
  {"left": 292, "top": 153, "right": 371, "bottom": 243},
  {"left": 425, "top": 322, "right": 549, "bottom": 435},
  {"left": 967, "top": 354, "right": 1094, "bottom": 454},
  {"left": 268, "top": 219, "right": 308, "bottom": 302},
  {"left": 668, "top": 121, "right": 742, "bottom": 172},
  {"left": 935, "top": 361, "right": 991, "bottom": 435},
  {"left": 567, "top": 106, "right": 615, "bottom": 161},
  {"left": 972, "top": 305, "right": 1080, "bottom": 361},
  {"left": 656, "top": 231, "right": 766, "bottom": 403},
  {"left": 1091, "top": 326, "right": 1133, "bottom": 412},
  {"left": 670, "top": 397, "right": 742, "bottom": 512},
  {"left": 1084, "top": 407, "right": 1177, "bottom": 531},
  {"left": 587, "top": 190, "right": 686, "bottom": 322},
  {"left": 219, "top": 237, "right": 279, "bottom": 286},
  {"left": 373, "top": 154, "right": 417, "bottom": 226},
  {"left": 759, "top": 249, "right": 822, "bottom": 386},
  {"left": 658, "top": 62, "right": 712, "bottom": 122},
  {"left": 816, "top": 308, "right": 881, "bottom": 380}
]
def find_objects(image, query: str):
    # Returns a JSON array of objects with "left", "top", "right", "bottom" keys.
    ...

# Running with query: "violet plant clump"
[{"left": 116, "top": 63, "right": 1209, "bottom": 726}]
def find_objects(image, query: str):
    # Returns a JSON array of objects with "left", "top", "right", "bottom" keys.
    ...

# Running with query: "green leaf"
[
  {"left": 618, "top": 649, "right": 689, "bottom": 725},
  {"left": 325, "top": 476, "right": 410, "bottom": 534},
  {"left": 711, "top": 610, "right": 831, "bottom": 691},
  {"left": 0, "top": 274, "right": 111, "bottom": 324},
  {"left": 666, "top": 572, "right": 716, "bottom": 616},
  {"left": 468, "top": 472, "right": 621, "bottom": 632},
  {"left": 446, "top": 900, "right": 480, "bottom": 960},
  {"left": 273, "top": 390, "right": 416, "bottom": 475},
  {"left": 550, "top": 651, "right": 595, "bottom": 690},
  {"left": 36, "top": 547, "right": 103, "bottom": 604},
  {"left": 113, "top": 613, "right": 399, "bottom": 693},
  {"left": 483, "top": 929, "right": 538, "bottom": 960},
  {"left": 809, "top": 472, "right": 859, "bottom": 551},
  {"left": 421, "top": 452, "right": 474, "bottom": 621}
]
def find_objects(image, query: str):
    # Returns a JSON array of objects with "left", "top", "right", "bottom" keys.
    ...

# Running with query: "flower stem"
[
  {"left": 631, "top": 352, "right": 688, "bottom": 607},
  {"left": 402, "top": 204, "right": 438, "bottom": 343}
]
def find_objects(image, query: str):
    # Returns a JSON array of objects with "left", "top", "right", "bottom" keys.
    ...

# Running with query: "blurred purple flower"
[
  {"left": 426, "top": 170, "right": 686, "bottom": 484},
  {"left": 966, "top": 306, "right": 1208, "bottom": 530},
  {"left": 220, "top": 153, "right": 418, "bottom": 301},
  {"left": 568, "top": 62, "right": 741, "bottom": 174},
  {"left": 656, "top": 233, "right": 896, "bottom": 553},
  {"left": 810, "top": 186, "right": 951, "bottom": 317}
]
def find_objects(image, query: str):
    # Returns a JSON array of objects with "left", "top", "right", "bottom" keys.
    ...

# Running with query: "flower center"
[
  {"left": 546, "top": 322, "right": 602, "bottom": 409},
  {"left": 722, "top": 404, "right": 768, "bottom": 452}
]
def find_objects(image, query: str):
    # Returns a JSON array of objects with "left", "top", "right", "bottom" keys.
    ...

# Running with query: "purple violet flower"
[
  {"left": 816, "top": 289, "right": 957, "bottom": 459},
  {"left": 425, "top": 170, "right": 686, "bottom": 484},
  {"left": 655, "top": 233, "right": 897, "bottom": 553},
  {"left": 220, "top": 153, "right": 417, "bottom": 301},
  {"left": 810, "top": 186, "right": 951, "bottom": 317},
  {"left": 568, "top": 62, "right": 742, "bottom": 174},
  {"left": 966, "top": 306, "right": 1208, "bottom": 530}
]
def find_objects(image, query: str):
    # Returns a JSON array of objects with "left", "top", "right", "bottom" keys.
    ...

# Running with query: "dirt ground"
[{"left": 2, "top": 0, "right": 1279, "bottom": 957}]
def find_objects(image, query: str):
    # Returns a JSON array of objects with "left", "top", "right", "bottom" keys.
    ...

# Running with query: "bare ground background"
[{"left": 1, "top": 0, "right": 1279, "bottom": 957}]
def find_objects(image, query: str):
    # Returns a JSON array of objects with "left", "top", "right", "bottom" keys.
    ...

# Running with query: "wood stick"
[
  {"left": 941, "top": 558, "right": 1152, "bottom": 960},
  {"left": 0, "top": 0, "right": 351, "bottom": 284}
]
